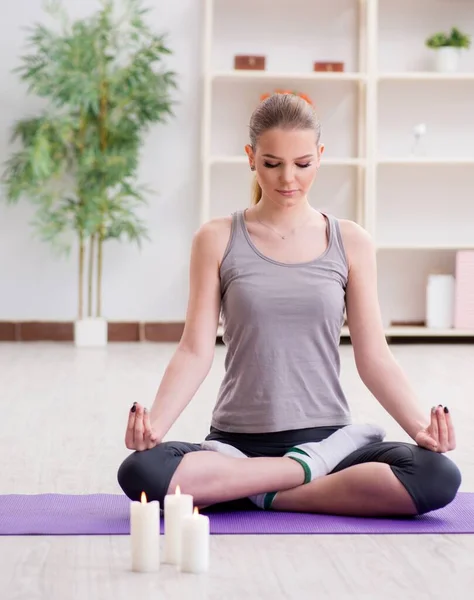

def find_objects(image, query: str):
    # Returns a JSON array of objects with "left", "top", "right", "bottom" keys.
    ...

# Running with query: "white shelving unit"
[
  {"left": 212, "top": 71, "right": 367, "bottom": 82},
  {"left": 217, "top": 323, "right": 474, "bottom": 339},
  {"left": 210, "top": 156, "right": 365, "bottom": 167},
  {"left": 378, "top": 158, "right": 474, "bottom": 165},
  {"left": 378, "top": 72, "right": 474, "bottom": 81},
  {"left": 200, "top": 0, "right": 474, "bottom": 340}
]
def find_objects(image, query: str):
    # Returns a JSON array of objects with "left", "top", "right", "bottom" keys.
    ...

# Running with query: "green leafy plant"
[
  {"left": 2, "top": 0, "right": 177, "bottom": 320},
  {"left": 426, "top": 27, "right": 471, "bottom": 49}
]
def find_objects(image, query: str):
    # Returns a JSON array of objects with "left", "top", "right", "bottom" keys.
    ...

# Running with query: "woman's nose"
[{"left": 280, "top": 166, "right": 294, "bottom": 184}]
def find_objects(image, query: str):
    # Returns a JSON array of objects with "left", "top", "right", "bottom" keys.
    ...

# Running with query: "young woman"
[{"left": 118, "top": 93, "right": 460, "bottom": 517}]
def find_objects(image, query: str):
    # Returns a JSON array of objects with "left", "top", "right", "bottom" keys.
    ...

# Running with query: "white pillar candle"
[
  {"left": 180, "top": 507, "right": 210, "bottom": 574},
  {"left": 130, "top": 492, "right": 160, "bottom": 572},
  {"left": 163, "top": 485, "right": 193, "bottom": 564}
]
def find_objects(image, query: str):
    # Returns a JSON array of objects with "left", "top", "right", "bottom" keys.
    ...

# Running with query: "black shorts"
[{"left": 117, "top": 426, "right": 461, "bottom": 515}]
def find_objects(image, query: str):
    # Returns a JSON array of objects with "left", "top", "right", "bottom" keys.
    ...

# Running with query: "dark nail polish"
[
  {"left": 444, "top": 406, "right": 449, "bottom": 413},
  {"left": 133, "top": 402, "right": 137, "bottom": 405},
  {"left": 438, "top": 404, "right": 443, "bottom": 407},
  {"left": 131, "top": 405, "right": 136, "bottom": 413}
]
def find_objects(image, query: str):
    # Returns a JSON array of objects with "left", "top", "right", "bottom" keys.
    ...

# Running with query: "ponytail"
[{"left": 251, "top": 175, "right": 262, "bottom": 205}]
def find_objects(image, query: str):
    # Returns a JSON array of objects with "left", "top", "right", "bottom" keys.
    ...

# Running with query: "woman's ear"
[
  {"left": 316, "top": 143, "right": 325, "bottom": 167},
  {"left": 245, "top": 144, "right": 255, "bottom": 170}
]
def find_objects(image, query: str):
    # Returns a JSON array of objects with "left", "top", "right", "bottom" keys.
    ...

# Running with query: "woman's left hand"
[{"left": 415, "top": 405, "right": 456, "bottom": 453}]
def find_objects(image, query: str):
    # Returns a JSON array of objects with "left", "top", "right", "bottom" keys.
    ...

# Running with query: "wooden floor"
[{"left": 1, "top": 341, "right": 473, "bottom": 599}]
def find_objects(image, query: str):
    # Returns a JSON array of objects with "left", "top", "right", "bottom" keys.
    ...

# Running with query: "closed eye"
[{"left": 263, "top": 162, "right": 312, "bottom": 169}]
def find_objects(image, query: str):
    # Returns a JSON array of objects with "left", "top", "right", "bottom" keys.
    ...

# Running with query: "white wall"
[
  {"left": 0, "top": 0, "right": 202, "bottom": 321},
  {"left": 1, "top": 0, "right": 473, "bottom": 324}
]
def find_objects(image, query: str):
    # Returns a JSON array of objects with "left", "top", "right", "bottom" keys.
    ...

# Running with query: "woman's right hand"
[{"left": 125, "top": 402, "right": 159, "bottom": 451}]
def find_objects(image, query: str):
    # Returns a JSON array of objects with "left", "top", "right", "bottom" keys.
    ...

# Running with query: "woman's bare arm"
[
  {"left": 340, "top": 220, "right": 429, "bottom": 441},
  {"left": 125, "top": 218, "right": 230, "bottom": 449}
]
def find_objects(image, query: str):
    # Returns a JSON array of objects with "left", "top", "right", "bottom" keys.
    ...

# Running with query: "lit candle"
[
  {"left": 163, "top": 485, "right": 193, "bottom": 564},
  {"left": 130, "top": 492, "right": 160, "bottom": 572},
  {"left": 180, "top": 507, "right": 210, "bottom": 574}
]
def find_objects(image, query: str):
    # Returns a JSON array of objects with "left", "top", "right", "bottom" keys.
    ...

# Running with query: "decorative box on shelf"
[
  {"left": 425, "top": 274, "right": 455, "bottom": 329},
  {"left": 234, "top": 55, "right": 266, "bottom": 70},
  {"left": 314, "top": 61, "right": 344, "bottom": 72},
  {"left": 260, "top": 90, "right": 313, "bottom": 105},
  {"left": 454, "top": 251, "right": 474, "bottom": 330}
]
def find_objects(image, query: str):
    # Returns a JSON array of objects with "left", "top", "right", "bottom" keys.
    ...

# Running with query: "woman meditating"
[{"left": 118, "top": 93, "right": 461, "bottom": 516}]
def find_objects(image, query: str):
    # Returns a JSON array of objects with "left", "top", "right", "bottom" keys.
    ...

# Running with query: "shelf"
[
  {"left": 377, "top": 244, "right": 474, "bottom": 251},
  {"left": 378, "top": 72, "right": 474, "bottom": 81},
  {"left": 212, "top": 72, "right": 474, "bottom": 84},
  {"left": 209, "top": 156, "right": 365, "bottom": 167},
  {"left": 211, "top": 156, "right": 474, "bottom": 167},
  {"left": 217, "top": 325, "right": 474, "bottom": 339},
  {"left": 384, "top": 327, "right": 474, "bottom": 338},
  {"left": 211, "top": 71, "right": 366, "bottom": 83},
  {"left": 378, "top": 158, "right": 474, "bottom": 166}
]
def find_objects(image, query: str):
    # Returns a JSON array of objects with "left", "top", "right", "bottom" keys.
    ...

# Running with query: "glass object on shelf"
[{"left": 410, "top": 123, "right": 427, "bottom": 157}]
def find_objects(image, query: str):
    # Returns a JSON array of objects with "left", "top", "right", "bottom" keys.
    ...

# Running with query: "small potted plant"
[
  {"left": 2, "top": 0, "right": 176, "bottom": 347},
  {"left": 426, "top": 27, "right": 471, "bottom": 73}
]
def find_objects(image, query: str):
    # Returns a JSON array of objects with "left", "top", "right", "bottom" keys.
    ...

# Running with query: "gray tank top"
[{"left": 211, "top": 209, "right": 352, "bottom": 433}]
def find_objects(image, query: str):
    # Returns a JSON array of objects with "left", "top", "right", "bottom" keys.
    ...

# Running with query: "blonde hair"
[{"left": 248, "top": 94, "right": 321, "bottom": 205}]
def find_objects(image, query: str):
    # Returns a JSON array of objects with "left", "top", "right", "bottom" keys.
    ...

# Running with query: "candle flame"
[
  {"left": 194, "top": 507, "right": 199, "bottom": 516},
  {"left": 141, "top": 492, "right": 147, "bottom": 504},
  {"left": 175, "top": 485, "right": 181, "bottom": 496}
]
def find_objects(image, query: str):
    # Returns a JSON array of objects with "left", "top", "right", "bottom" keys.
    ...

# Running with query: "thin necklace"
[{"left": 255, "top": 213, "right": 313, "bottom": 240}]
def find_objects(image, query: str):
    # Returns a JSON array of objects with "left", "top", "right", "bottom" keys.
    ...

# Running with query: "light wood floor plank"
[{"left": 1, "top": 342, "right": 473, "bottom": 599}]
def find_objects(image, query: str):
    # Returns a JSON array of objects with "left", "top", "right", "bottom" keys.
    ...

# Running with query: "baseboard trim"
[
  {"left": 0, "top": 322, "right": 19, "bottom": 342},
  {"left": 144, "top": 322, "right": 185, "bottom": 342},
  {"left": 0, "top": 321, "right": 186, "bottom": 343},
  {"left": 1, "top": 321, "right": 472, "bottom": 344}
]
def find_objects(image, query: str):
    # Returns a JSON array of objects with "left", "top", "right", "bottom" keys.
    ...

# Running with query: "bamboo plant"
[{"left": 2, "top": 0, "right": 176, "bottom": 320}]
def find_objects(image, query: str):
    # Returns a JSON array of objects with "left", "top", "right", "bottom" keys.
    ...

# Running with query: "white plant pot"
[
  {"left": 434, "top": 47, "right": 460, "bottom": 73},
  {"left": 74, "top": 317, "right": 108, "bottom": 347}
]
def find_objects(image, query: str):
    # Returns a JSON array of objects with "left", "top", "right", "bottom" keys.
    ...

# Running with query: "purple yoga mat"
[{"left": 0, "top": 493, "right": 473, "bottom": 535}]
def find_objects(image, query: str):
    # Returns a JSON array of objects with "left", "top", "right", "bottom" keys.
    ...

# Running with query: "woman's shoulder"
[
  {"left": 337, "top": 218, "right": 371, "bottom": 241},
  {"left": 335, "top": 218, "right": 376, "bottom": 269},
  {"left": 192, "top": 215, "right": 234, "bottom": 265},
  {"left": 194, "top": 215, "right": 233, "bottom": 242}
]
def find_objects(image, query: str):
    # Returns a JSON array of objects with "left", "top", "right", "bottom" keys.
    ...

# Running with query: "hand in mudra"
[
  {"left": 125, "top": 402, "right": 159, "bottom": 451},
  {"left": 415, "top": 405, "right": 456, "bottom": 453}
]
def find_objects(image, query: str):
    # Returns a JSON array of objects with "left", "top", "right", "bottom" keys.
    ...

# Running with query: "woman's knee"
[
  {"left": 117, "top": 441, "right": 200, "bottom": 504},
  {"left": 117, "top": 445, "right": 175, "bottom": 504},
  {"left": 424, "top": 452, "right": 462, "bottom": 511},
  {"left": 393, "top": 445, "right": 462, "bottom": 515}
]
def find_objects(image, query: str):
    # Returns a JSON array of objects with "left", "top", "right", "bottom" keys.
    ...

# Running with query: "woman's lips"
[{"left": 276, "top": 190, "right": 298, "bottom": 196}]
